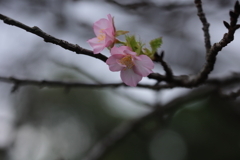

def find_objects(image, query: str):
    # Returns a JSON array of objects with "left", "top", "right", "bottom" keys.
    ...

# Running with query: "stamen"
[
  {"left": 97, "top": 29, "right": 106, "bottom": 42},
  {"left": 119, "top": 55, "right": 134, "bottom": 69},
  {"left": 97, "top": 34, "right": 105, "bottom": 42}
]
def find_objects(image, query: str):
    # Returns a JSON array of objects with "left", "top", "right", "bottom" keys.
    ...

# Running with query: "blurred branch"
[
  {"left": 51, "top": 59, "right": 102, "bottom": 83},
  {"left": 52, "top": 60, "right": 153, "bottom": 106},
  {"left": 1, "top": 72, "right": 240, "bottom": 92},
  {"left": 82, "top": 110, "right": 158, "bottom": 160},
  {"left": 0, "top": 148, "right": 8, "bottom": 160},
  {"left": 105, "top": 0, "right": 194, "bottom": 10},
  {"left": 83, "top": 87, "right": 216, "bottom": 160},
  {"left": 0, "top": 76, "right": 165, "bottom": 91},
  {"left": 0, "top": 76, "right": 123, "bottom": 92},
  {"left": 194, "top": 0, "right": 211, "bottom": 54},
  {"left": 0, "top": 14, "right": 108, "bottom": 62},
  {"left": 209, "top": 72, "right": 240, "bottom": 100},
  {"left": 206, "top": 72, "right": 240, "bottom": 86},
  {"left": 219, "top": 89, "right": 240, "bottom": 100}
]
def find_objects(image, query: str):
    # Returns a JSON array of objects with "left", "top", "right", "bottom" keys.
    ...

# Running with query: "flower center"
[
  {"left": 119, "top": 55, "right": 134, "bottom": 69},
  {"left": 97, "top": 29, "right": 106, "bottom": 42}
]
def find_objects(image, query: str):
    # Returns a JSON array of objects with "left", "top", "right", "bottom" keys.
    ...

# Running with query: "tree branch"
[
  {"left": 0, "top": 14, "right": 108, "bottom": 62},
  {"left": 1, "top": 1, "right": 239, "bottom": 89},
  {"left": 149, "top": 1, "right": 240, "bottom": 87},
  {"left": 191, "top": 0, "right": 240, "bottom": 85},
  {"left": 153, "top": 51, "right": 173, "bottom": 83},
  {"left": 0, "top": 72, "right": 240, "bottom": 92},
  {"left": 206, "top": 72, "right": 240, "bottom": 86},
  {"left": 219, "top": 89, "right": 240, "bottom": 100}
]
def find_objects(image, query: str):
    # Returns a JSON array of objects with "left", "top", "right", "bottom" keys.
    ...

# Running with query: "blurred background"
[{"left": 0, "top": 0, "right": 240, "bottom": 160}]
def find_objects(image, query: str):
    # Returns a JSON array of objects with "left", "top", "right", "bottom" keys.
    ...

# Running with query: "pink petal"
[
  {"left": 120, "top": 69, "right": 142, "bottom": 87},
  {"left": 123, "top": 49, "right": 137, "bottom": 56},
  {"left": 107, "top": 14, "right": 113, "bottom": 25},
  {"left": 107, "top": 14, "right": 115, "bottom": 31},
  {"left": 103, "top": 28, "right": 114, "bottom": 37},
  {"left": 106, "top": 55, "right": 125, "bottom": 71},
  {"left": 110, "top": 46, "right": 124, "bottom": 56},
  {"left": 93, "top": 19, "right": 110, "bottom": 36},
  {"left": 103, "top": 28, "right": 115, "bottom": 47},
  {"left": 87, "top": 37, "right": 105, "bottom": 54},
  {"left": 110, "top": 46, "right": 133, "bottom": 56},
  {"left": 133, "top": 55, "right": 154, "bottom": 76},
  {"left": 107, "top": 54, "right": 125, "bottom": 65}
]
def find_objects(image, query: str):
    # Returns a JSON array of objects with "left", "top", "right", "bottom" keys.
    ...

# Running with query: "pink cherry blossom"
[
  {"left": 87, "top": 14, "right": 116, "bottom": 54},
  {"left": 106, "top": 46, "right": 154, "bottom": 87}
]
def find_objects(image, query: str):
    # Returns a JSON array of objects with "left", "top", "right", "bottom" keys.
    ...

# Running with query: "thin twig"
[
  {"left": 0, "top": 14, "right": 108, "bottom": 62},
  {"left": 153, "top": 51, "right": 173, "bottom": 82},
  {"left": 194, "top": 0, "right": 211, "bottom": 54}
]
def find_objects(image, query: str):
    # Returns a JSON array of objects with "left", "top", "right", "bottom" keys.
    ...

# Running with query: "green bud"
[
  {"left": 150, "top": 37, "right": 162, "bottom": 54},
  {"left": 115, "top": 30, "right": 129, "bottom": 37}
]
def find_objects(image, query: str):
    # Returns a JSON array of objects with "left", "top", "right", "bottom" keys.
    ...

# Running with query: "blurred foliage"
[
  {"left": 170, "top": 95, "right": 240, "bottom": 160},
  {"left": 100, "top": 94, "right": 240, "bottom": 160}
]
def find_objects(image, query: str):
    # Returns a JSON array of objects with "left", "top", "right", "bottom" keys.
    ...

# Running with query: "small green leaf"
[
  {"left": 115, "top": 30, "right": 129, "bottom": 37},
  {"left": 125, "top": 35, "right": 138, "bottom": 51},
  {"left": 150, "top": 37, "right": 162, "bottom": 54}
]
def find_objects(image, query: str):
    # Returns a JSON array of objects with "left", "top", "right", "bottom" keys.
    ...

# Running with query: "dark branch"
[
  {"left": 0, "top": 14, "right": 108, "bottom": 62},
  {"left": 149, "top": 1, "right": 240, "bottom": 87},
  {"left": 153, "top": 51, "right": 173, "bottom": 82}
]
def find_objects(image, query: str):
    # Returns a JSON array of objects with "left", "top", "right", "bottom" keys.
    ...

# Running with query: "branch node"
[
  {"left": 235, "top": 1, "right": 240, "bottom": 13},
  {"left": 223, "top": 21, "right": 230, "bottom": 29},
  {"left": 230, "top": 10, "right": 238, "bottom": 19},
  {"left": 234, "top": 24, "right": 240, "bottom": 29}
]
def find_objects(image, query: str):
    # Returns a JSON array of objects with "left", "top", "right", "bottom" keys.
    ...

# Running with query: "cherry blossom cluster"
[{"left": 87, "top": 14, "right": 162, "bottom": 87}]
